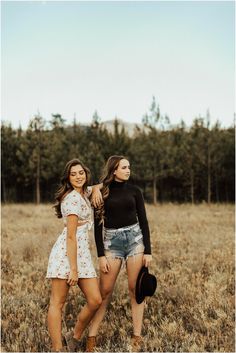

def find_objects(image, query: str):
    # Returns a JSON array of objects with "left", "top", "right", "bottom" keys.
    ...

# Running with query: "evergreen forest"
[{"left": 1, "top": 100, "right": 235, "bottom": 204}]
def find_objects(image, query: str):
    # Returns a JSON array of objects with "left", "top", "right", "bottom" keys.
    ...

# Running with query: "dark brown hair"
[
  {"left": 96, "top": 155, "right": 128, "bottom": 223},
  {"left": 54, "top": 159, "right": 91, "bottom": 218}
]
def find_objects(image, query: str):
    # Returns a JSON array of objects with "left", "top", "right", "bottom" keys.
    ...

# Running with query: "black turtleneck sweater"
[{"left": 94, "top": 180, "right": 151, "bottom": 257}]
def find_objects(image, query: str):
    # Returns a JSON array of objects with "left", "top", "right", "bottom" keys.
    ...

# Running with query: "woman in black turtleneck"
[{"left": 86, "top": 155, "right": 152, "bottom": 352}]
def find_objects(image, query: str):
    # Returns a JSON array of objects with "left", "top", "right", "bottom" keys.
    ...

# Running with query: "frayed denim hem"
[{"left": 104, "top": 243, "right": 144, "bottom": 269}]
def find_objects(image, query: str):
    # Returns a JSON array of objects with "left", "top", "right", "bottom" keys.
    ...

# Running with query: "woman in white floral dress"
[{"left": 46, "top": 159, "right": 102, "bottom": 352}]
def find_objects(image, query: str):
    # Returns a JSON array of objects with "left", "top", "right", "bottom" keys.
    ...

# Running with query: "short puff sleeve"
[{"left": 62, "top": 192, "right": 80, "bottom": 217}]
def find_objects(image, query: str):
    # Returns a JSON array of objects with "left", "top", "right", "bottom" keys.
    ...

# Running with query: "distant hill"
[{"left": 101, "top": 118, "right": 145, "bottom": 137}]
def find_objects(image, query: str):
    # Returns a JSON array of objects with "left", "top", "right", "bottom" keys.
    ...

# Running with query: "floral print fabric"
[{"left": 46, "top": 188, "right": 97, "bottom": 279}]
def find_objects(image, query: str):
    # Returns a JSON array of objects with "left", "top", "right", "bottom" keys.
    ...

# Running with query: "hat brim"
[{"left": 135, "top": 266, "right": 148, "bottom": 304}]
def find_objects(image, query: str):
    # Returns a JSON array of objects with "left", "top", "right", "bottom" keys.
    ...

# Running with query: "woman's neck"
[
  {"left": 114, "top": 177, "right": 125, "bottom": 183},
  {"left": 73, "top": 187, "right": 83, "bottom": 194},
  {"left": 110, "top": 179, "right": 126, "bottom": 188}
]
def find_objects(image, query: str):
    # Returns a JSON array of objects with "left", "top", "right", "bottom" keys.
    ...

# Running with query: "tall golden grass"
[{"left": 1, "top": 203, "right": 235, "bottom": 352}]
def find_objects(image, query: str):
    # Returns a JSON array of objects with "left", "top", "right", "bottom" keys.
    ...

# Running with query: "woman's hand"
[
  {"left": 67, "top": 269, "right": 78, "bottom": 286},
  {"left": 99, "top": 256, "right": 111, "bottom": 274},
  {"left": 91, "top": 186, "right": 103, "bottom": 208},
  {"left": 143, "top": 254, "right": 152, "bottom": 267}
]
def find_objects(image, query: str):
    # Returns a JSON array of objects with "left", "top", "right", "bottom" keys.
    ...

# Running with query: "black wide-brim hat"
[{"left": 135, "top": 266, "right": 157, "bottom": 304}]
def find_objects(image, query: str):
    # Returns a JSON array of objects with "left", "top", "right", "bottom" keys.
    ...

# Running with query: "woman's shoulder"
[
  {"left": 62, "top": 189, "right": 79, "bottom": 203},
  {"left": 61, "top": 190, "right": 81, "bottom": 217},
  {"left": 127, "top": 183, "right": 142, "bottom": 193}
]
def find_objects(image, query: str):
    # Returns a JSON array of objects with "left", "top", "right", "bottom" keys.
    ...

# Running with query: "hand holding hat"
[{"left": 135, "top": 266, "right": 157, "bottom": 304}]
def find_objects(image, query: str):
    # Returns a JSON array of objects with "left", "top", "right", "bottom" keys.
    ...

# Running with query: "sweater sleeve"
[
  {"left": 135, "top": 187, "right": 152, "bottom": 254},
  {"left": 94, "top": 209, "right": 105, "bottom": 257}
]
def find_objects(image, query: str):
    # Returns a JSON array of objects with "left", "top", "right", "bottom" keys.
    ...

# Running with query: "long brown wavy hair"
[
  {"left": 96, "top": 155, "right": 128, "bottom": 223},
  {"left": 54, "top": 158, "right": 91, "bottom": 218}
]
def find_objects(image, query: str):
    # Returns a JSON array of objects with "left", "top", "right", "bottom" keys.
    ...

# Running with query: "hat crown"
[
  {"left": 142, "top": 273, "right": 157, "bottom": 296},
  {"left": 135, "top": 266, "right": 157, "bottom": 304}
]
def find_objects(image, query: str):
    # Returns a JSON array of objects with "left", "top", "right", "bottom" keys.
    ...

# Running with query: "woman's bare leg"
[
  {"left": 126, "top": 253, "right": 145, "bottom": 336},
  {"left": 47, "top": 279, "right": 69, "bottom": 351},
  {"left": 88, "top": 257, "right": 122, "bottom": 337},
  {"left": 73, "top": 278, "right": 102, "bottom": 339}
]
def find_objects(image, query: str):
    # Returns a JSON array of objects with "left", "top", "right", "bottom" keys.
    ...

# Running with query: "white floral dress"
[{"left": 46, "top": 187, "right": 97, "bottom": 279}]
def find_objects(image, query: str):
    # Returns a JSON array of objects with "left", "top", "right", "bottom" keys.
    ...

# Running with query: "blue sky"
[{"left": 1, "top": 0, "right": 235, "bottom": 129}]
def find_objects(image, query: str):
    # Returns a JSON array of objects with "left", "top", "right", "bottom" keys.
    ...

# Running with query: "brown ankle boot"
[
  {"left": 131, "top": 335, "right": 143, "bottom": 352},
  {"left": 86, "top": 336, "right": 96, "bottom": 352}
]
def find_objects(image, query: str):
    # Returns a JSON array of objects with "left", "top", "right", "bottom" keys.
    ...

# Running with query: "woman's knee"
[
  {"left": 100, "top": 286, "right": 113, "bottom": 300},
  {"left": 49, "top": 296, "right": 66, "bottom": 311},
  {"left": 87, "top": 294, "right": 102, "bottom": 310}
]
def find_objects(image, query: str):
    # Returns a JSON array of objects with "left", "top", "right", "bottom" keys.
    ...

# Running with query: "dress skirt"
[{"left": 46, "top": 223, "right": 97, "bottom": 279}]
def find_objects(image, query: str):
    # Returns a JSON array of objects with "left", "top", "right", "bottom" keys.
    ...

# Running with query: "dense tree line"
[{"left": 1, "top": 101, "right": 235, "bottom": 204}]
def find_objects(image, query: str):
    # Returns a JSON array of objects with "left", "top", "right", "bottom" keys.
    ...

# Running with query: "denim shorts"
[{"left": 103, "top": 223, "right": 144, "bottom": 261}]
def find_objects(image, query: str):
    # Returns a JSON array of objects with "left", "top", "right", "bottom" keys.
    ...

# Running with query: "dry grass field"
[{"left": 1, "top": 203, "right": 235, "bottom": 352}]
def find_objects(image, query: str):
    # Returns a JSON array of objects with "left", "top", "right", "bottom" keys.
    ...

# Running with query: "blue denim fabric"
[{"left": 103, "top": 223, "right": 144, "bottom": 260}]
